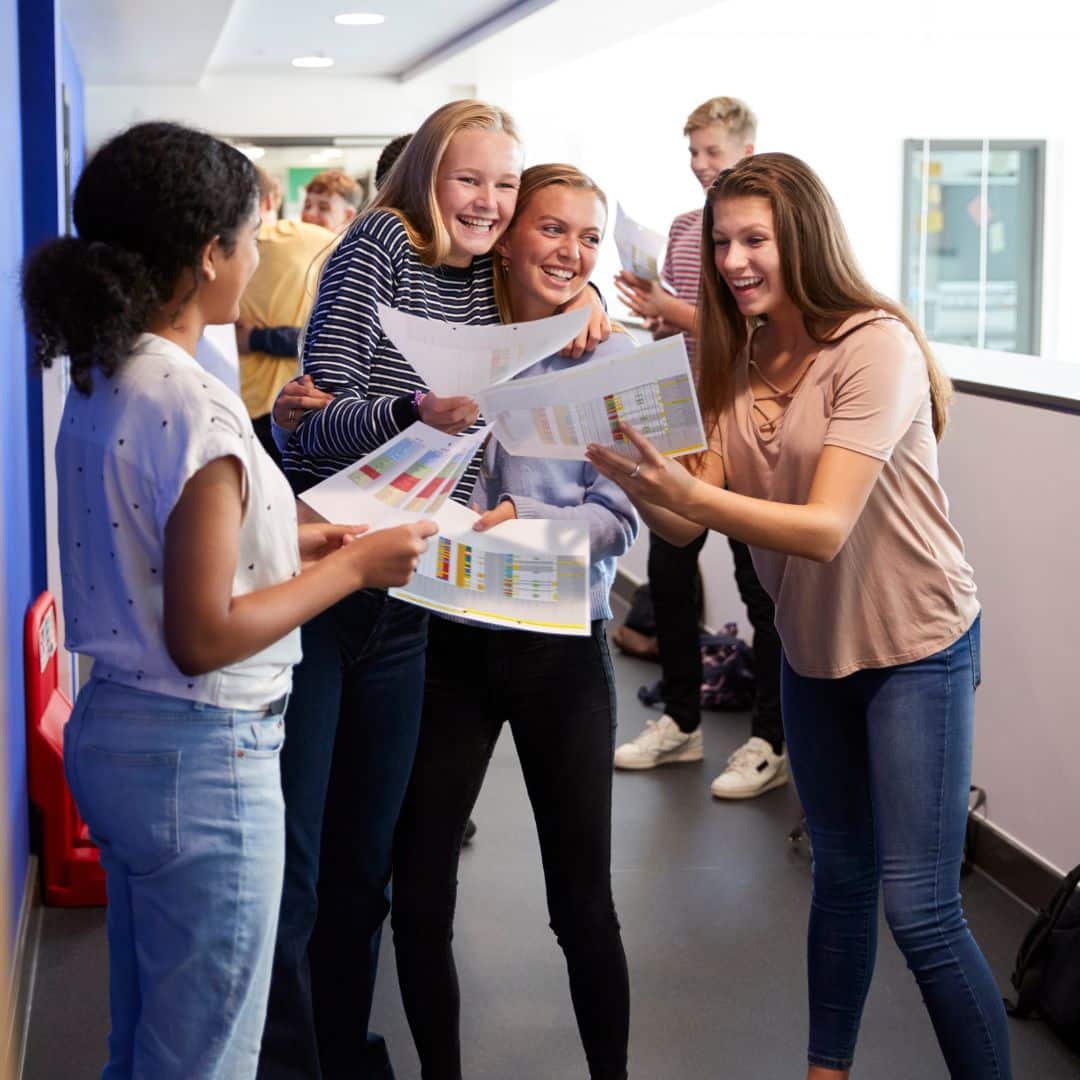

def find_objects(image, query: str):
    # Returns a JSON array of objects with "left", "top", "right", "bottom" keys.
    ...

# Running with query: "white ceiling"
[
  {"left": 61, "top": 0, "right": 236, "bottom": 84},
  {"left": 61, "top": 0, "right": 555, "bottom": 85}
]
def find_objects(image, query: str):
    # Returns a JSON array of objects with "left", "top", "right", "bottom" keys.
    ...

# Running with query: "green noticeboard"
[{"left": 287, "top": 167, "right": 324, "bottom": 207}]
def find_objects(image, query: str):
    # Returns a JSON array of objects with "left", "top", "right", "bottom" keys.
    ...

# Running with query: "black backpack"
[
  {"left": 637, "top": 623, "right": 756, "bottom": 713},
  {"left": 1006, "top": 861, "right": 1080, "bottom": 1052}
]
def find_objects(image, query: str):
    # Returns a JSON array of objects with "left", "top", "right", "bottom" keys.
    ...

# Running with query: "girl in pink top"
[{"left": 586, "top": 153, "right": 1011, "bottom": 1079}]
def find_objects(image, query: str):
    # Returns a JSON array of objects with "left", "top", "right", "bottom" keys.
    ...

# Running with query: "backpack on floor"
[
  {"left": 637, "top": 623, "right": 756, "bottom": 712},
  {"left": 612, "top": 584, "right": 661, "bottom": 660},
  {"left": 699, "top": 623, "right": 756, "bottom": 712},
  {"left": 1006, "top": 861, "right": 1080, "bottom": 1052}
]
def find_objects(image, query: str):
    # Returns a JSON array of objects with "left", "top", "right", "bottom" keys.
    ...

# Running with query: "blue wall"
[
  {"left": 2, "top": 0, "right": 84, "bottom": 939},
  {"left": 2, "top": 0, "right": 33, "bottom": 941}
]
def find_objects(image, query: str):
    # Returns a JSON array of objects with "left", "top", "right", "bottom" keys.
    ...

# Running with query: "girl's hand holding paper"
[{"left": 586, "top": 422, "right": 698, "bottom": 511}]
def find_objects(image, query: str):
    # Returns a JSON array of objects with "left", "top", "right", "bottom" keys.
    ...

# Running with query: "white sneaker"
[
  {"left": 614, "top": 715, "right": 704, "bottom": 770},
  {"left": 710, "top": 736, "right": 789, "bottom": 799}
]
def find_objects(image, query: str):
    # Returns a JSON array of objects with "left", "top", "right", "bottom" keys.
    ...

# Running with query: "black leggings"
[
  {"left": 391, "top": 617, "right": 630, "bottom": 1080},
  {"left": 648, "top": 530, "right": 783, "bottom": 749}
]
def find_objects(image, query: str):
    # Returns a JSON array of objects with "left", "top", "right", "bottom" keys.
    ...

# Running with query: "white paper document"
[
  {"left": 614, "top": 203, "right": 667, "bottom": 282},
  {"left": 378, "top": 304, "right": 590, "bottom": 397},
  {"left": 298, "top": 423, "right": 592, "bottom": 635},
  {"left": 391, "top": 501, "right": 591, "bottom": 635},
  {"left": 299, "top": 422, "right": 488, "bottom": 531},
  {"left": 479, "top": 334, "right": 706, "bottom": 461},
  {"left": 296, "top": 307, "right": 703, "bottom": 634}
]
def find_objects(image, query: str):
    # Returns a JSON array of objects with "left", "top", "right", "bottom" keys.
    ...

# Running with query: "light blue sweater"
[{"left": 468, "top": 333, "right": 640, "bottom": 622}]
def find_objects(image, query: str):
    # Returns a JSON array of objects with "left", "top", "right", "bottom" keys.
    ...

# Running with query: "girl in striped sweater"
[{"left": 259, "top": 102, "right": 607, "bottom": 1080}]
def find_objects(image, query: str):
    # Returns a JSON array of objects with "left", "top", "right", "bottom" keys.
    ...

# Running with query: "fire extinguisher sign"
[{"left": 39, "top": 608, "right": 57, "bottom": 674}]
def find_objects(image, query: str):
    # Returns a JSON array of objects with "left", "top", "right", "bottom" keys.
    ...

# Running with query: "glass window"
[{"left": 901, "top": 139, "right": 1044, "bottom": 355}]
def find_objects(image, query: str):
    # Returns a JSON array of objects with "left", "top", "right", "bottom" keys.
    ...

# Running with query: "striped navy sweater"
[{"left": 283, "top": 210, "right": 496, "bottom": 496}]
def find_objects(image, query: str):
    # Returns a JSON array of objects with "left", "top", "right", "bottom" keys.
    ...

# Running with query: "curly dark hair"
[{"left": 22, "top": 121, "right": 258, "bottom": 394}]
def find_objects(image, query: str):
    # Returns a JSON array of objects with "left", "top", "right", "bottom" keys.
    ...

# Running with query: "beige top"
[{"left": 711, "top": 313, "right": 979, "bottom": 678}]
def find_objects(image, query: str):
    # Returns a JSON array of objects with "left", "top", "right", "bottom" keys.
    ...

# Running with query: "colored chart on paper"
[
  {"left": 481, "top": 334, "right": 706, "bottom": 462},
  {"left": 394, "top": 505, "right": 590, "bottom": 635},
  {"left": 350, "top": 435, "right": 425, "bottom": 489},
  {"left": 604, "top": 382, "right": 669, "bottom": 442},
  {"left": 300, "top": 423, "right": 487, "bottom": 535},
  {"left": 375, "top": 447, "right": 445, "bottom": 506}
]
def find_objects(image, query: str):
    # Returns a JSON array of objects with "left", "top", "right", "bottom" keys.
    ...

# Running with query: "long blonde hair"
[
  {"left": 696, "top": 152, "right": 951, "bottom": 440},
  {"left": 493, "top": 163, "right": 608, "bottom": 323},
  {"left": 364, "top": 99, "right": 522, "bottom": 266}
]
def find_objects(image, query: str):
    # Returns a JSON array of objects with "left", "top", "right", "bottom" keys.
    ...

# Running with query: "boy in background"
[
  {"left": 613, "top": 98, "right": 788, "bottom": 800},
  {"left": 236, "top": 167, "right": 332, "bottom": 463},
  {"left": 301, "top": 168, "right": 362, "bottom": 233}
]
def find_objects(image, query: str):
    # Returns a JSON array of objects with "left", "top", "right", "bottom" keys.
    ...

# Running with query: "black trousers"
[
  {"left": 647, "top": 530, "right": 784, "bottom": 750},
  {"left": 391, "top": 617, "right": 630, "bottom": 1080}
]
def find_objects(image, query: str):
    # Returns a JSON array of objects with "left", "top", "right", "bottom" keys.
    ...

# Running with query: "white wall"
[
  {"left": 497, "top": 0, "right": 1080, "bottom": 368},
  {"left": 938, "top": 394, "right": 1079, "bottom": 875},
  {"left": 84, "top": 73, "right": 478, "bottom": 152}
]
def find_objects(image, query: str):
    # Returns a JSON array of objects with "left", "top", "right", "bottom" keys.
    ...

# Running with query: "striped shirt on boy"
[{"left": 661, "top": 207, "right": 704, "bottom": 366}]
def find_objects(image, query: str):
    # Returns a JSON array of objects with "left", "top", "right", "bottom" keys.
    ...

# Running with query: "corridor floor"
[{"left": 23, "top": 632, "right": 1080, "bottom": 1079}]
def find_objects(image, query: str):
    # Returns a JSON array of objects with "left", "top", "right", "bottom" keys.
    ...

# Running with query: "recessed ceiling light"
[
  {"left": 292, "top": 55, "right": 335, "bottom": 69},
  {"left": 334, "top": 12, "right": 385, "bottom": 25}
]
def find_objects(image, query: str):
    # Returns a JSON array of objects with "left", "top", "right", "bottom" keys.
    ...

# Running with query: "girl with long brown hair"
[{"left": 586, "top": 152, "right": 1011, "bottom": 1079}]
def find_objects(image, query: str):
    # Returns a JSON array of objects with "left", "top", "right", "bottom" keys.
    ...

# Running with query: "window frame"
[{"left": 898, "top": 139, "right": 1067, "bottom": 412}]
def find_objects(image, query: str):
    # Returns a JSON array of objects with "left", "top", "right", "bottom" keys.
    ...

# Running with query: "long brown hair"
[
  {"left": 492, "top": 163, "right": 608, "bottom": 323},
  {"left": 364, "top": 99, "right": 522, "bottom": 266},
  {"left": 696, "top": 152, "right": 951, "bottom": 440}
]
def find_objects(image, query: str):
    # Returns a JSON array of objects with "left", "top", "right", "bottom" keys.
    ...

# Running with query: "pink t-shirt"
[{"left": 711, "top": 313, "right": 979, "bottom": 678}]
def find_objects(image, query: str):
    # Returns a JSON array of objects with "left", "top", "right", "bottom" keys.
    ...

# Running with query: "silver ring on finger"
[
  {"left": 287, "top": 408, "right": 296, "bottom": 422},
  {"left": 629, "top": 463, "right": 641, "bottom": 479}
]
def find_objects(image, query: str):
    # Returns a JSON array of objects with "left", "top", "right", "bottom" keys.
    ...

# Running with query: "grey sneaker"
[{"left": 614, "top": 715, "right": 704, "bottom": 770}]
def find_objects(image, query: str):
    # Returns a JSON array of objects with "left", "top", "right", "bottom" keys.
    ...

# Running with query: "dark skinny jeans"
[
  {"left": 648, "top": 530, "right": 783, "bottom": 749},
  {"left": 391, "top": 616, "right": 630, "bottom": 1080}
]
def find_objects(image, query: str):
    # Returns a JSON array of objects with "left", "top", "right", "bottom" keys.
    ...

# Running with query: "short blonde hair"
[
  {"left": 363, "top": 99, "right": 522, "bottom": 266},
  {"left": 683, "top": 96, "right": 757, "bottom": 143}
]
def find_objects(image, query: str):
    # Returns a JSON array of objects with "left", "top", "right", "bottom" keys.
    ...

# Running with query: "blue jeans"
[
  {"left": 64, "top": 679, "right": 287, "bottom": 1080},
  {"left": 782, "top": 615, "right": 1012, "bottom": 1076},
  {"left": 258, "top": 592, "right": 427, "bottom": 1080}
]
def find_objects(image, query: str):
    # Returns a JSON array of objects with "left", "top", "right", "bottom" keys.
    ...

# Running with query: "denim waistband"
[{"left": 86, "top": 678, "right": 288, "bottom": 720}]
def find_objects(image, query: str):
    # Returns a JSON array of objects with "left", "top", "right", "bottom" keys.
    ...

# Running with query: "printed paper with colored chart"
[
  {"left": 390, "top": 501, "right": 591, "bottom": 636},
  {"left": 479, "top": 334, "right": 706, "bottom": 462},
  {"left": 298, "top": 429, "right": 591, "bottom": 635},
  {"left": 298, "top": 422, "right": 488, "bottom": 533},
  {"left": 614, "top": 203, "right": 666, "bottom": 281}
]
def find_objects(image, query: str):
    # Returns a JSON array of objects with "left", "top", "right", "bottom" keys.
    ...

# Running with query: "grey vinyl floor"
[{"left": 22, "top": 631, "right": 1080, "bottom": 1079}]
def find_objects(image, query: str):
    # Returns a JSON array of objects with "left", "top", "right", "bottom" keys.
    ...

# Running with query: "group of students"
[{"left": 21, "top": 91, "right": 1013, "bottom": 1080}]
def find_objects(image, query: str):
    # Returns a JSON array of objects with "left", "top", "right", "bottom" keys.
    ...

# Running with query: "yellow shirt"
[{"left": 239, "top": 219, "right": 334, "bottom": 419}]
